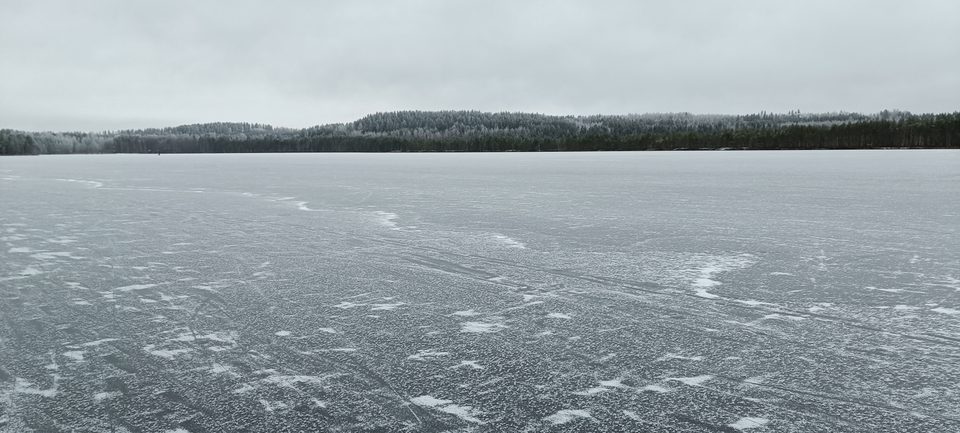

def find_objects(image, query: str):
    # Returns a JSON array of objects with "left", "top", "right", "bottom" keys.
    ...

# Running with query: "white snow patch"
[
  {"left": 623, "top": 410, "right": 642, "bottom": 421},
  {"left": 333, "top": 301, "right": 363, "bottom": 309},
  {"left": 494, "top": 235, "right": 526, "bottom": 249},
  {"left": 73, "top": 300, "right": 92, "bottom": 306},
  {"left": 641, "top": 384, "right": 672, "bottom": 393},
  {"left": 544, "top": 409, "right": 592, "bottom": 425},
  {"left": 932, "top": 307, "right": 960, "bottom": 315},
  {"left": 318, "top": 327, "right": 337, "bottom": 334},
  {"left": 293, "top": 201, "right": 319, "bottom": 211},
  {"left": 667, "top": 375, "right": 714, "bottom": 386},
  {"left": 115, "top": 284, "right": 157, "bottom": 292},
  {"left": 450, "top": 360, "right": 484, "bottom": 370},
  {"left": 451, "top": 309, "right": 480, "bottom": 317},
  {"left": 275, "top": 330, "right": 291, "bottom": 337},
  {"left": 407, "top": 349, "right": 450, "bottom": 361},
  {"left": 547, "top": 313, "right": 572, "bottom": 319},
  {"left": 893, "top": 305, "right": 919, "bottom": 310},
  {"left": 657, "top": 353, "right": 704, "bottom": 362},
  {"left": 460, "top": 322, "right": 506, "bottom": 333},
  {"left": 411, "top": 395, "right": 485, "bottom": 423},
  {"left": 63, "top": 351, "right": 85, "bottom": 361},
  {"left": 14, "top": 377, "right": 58, "bottom": 398},
  {"left": 94, "top": 391, "right": 121, "bottom": 402},
  {"left": 374, "top": 211, "right": 399, "bottom": 229},
  {"left": 694, "top": 289, "right": 720, "bottom": 299},
  {"left": 20, "top": 267, "right": 42, "bottom": 276},
  {"left": 729, "top": 417, "right": 769, "bottom": 430},
  {"left": 143, "top": 344, "right": 193, "bottom": 359},
  {"left": 370, "top": 302, "right": 404, "bottom": 311},
  {"left": 8, "top": 247, "right": 33, "bottom": 253}
]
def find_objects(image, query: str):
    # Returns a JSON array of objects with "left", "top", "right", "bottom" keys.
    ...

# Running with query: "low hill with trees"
[{"left": 3, "top": 110, "right": 957, "bottom": 155}]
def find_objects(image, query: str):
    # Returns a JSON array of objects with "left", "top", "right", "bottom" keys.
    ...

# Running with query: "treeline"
[{"left": 2, "top": 110, "right": 957, "bottom": 155}]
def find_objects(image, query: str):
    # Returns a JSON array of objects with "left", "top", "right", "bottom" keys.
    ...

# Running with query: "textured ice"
[
  {"left": 493, "top": 234, "right": 526, "bottom": 249},
  {"left": 460, "top": 321, "right": 506, "bottom": 333},
  {"left": 668, "top": 375, "right": 714, "bottom": 386},
  {"left": 729, "top": 416, "right": 769, "bottom": 430},
  {"left": 544, "top": 409, "right": 592, "bottom": 425},
  {"left": 115, "top": 284, "right": 158, "bottom": 292},
  {"left": 411, "top": 395, "right": 484, "bottom": 423},
  {"left": 450, "top": 309, "right": 480, "bottom": 316}
]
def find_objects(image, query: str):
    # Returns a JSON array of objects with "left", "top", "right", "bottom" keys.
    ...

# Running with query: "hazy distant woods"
[{"left": 2, "top": 110, "right": 958, "bottom": 155}]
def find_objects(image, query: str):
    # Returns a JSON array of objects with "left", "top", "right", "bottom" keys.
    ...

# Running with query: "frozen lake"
[{"left": 1, "top": 150, "right": 959, "bottom": 432}]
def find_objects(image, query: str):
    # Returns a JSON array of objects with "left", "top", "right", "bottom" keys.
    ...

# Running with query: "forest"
[{"left": 2, "top": 110, "right": 958, "bottom": 155}]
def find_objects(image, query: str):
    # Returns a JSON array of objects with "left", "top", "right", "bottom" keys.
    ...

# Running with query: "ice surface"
[
  {"left": 460, "top": 321, "right": 506, "bottom": 333},
  {"left": 729, "top": 416, "right": 770, "bottom": 430},
  {"left": 544, "top": 409, "right": 592, "bottom": 425},
  {"left": 115, "top": 284, "right": 158, "bottom": 292},
  {"left": 411, "top": 395, "right": 484, "bottom": 423},
  {"left": 667, "top": 375, "right": 714, "bottom": 386},
  {"left": 3, "top": 152, "right": 959, "bottom": 431}
]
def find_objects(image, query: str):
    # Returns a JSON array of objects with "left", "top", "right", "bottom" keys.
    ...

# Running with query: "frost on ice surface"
[
  {"left": 544, "top": 409, "right": 592, "bottom": 425},
  {"left": 411, "top": 395, "right": 485, "bottom": 424},
  {"left": 729, "top": 416, "right": 769, "bottom": 430},
  {"left": 460, "top": 321, "right": 506, "bottom": 333}
]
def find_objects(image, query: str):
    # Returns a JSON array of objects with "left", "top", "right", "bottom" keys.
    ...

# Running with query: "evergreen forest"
[{"left": 2, "top": 110, "right": 958, "bottom": 155}]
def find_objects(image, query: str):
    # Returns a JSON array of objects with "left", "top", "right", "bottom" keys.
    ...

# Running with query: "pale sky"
[{"left": 1, "top": 0, "right": 958, "bottom": 132}]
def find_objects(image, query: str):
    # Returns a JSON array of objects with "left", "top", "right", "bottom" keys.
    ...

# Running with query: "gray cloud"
[{"left": 2, "top": 0, "right": 957, "bottom": 131}]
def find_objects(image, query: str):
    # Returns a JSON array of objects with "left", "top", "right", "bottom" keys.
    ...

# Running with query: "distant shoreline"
[{"left": 3, "top": 110, "right": 958, "bottom": 155}]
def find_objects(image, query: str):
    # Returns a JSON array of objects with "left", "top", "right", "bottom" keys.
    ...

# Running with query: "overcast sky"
[{"left": 2, "top": 0, "right": 958, "bottom": 132}]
